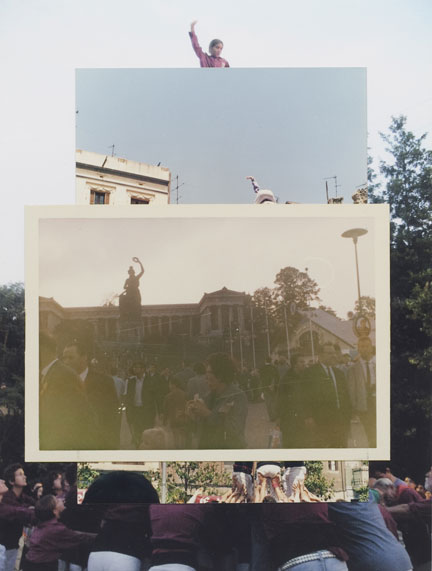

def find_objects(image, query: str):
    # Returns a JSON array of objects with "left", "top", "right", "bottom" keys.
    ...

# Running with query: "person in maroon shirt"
[
  {"left": 0, "top": 477, "right": 35, "bottom": 570},
  {"left": 189, "top": 20, "right": 230, "bottom": 68},
  {"left": 1, "top": 464, "right": 35, "bottom": 571},
  {"left": 261, "top": 503, "right": 349, "bottom": 570},
  {"left": 23, "top": 495, "right": 95, "bottom": 571}
]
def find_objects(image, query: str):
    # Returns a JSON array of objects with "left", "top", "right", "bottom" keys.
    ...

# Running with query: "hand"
[{"left": 191, "top": 20, "right": 197, "bottom": 31}]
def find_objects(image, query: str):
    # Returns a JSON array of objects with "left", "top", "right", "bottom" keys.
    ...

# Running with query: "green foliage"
[
  {"left": 353, "top": 485, "right": 370, "bottom": 502},
  {"left": 368, "top": 116, "right": 432, "bottom": 481},
  {"left": 0, "top": 283, "right": 25, "bottom": 471},
  {"left": 304, "top": 461, "right": 334, "bottom": 501},
  {"left": 147, "top": 462, "right": 231, "bottom": 503},
  {"left": 77, "top": 463, "right": 101, "bottom": 489}
]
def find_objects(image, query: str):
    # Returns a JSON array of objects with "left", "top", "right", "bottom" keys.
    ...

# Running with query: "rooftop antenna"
[
  {"left": 172, "top": 174, "right": 185, "bottom": 204},
  {"left": 324, "top": 175, "right": 341, "bottom": 200},
  {"left": 108, "top": 144, "right": 115, "bottom": 157}
]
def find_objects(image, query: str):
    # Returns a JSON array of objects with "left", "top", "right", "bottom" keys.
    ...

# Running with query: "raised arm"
[
  {"left": 132, "top": 256, "right": 144, "bottom": 280},
  {"left": 189, "top": 20, "right": 204, "bottom": 59}
]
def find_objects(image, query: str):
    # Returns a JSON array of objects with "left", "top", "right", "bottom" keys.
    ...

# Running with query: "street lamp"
[{"left": 341, "top": 228, "right": 368, "bottom": 314}]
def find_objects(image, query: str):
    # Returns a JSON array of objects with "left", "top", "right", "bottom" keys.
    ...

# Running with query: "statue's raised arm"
[{"left": 132, "top": 256, "right": 144, "bottom": 280}]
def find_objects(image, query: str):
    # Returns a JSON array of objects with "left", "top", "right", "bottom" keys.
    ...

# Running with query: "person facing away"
[
  {"left": 189, "top": 20, "right": 230, "bottom": 68},
  {"left": 23, "top": 494, "right": 95, "bottom": 571}
]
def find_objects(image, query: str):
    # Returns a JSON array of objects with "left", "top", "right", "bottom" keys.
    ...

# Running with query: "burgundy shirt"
[
  {"left": 189, "top": 30, "right": 230, "bottom": 68},
  {"left": 26, "top": 518, "right": 94, "bottom": 564},
  {"left": 0, "top": 490, "right": 35, "bottom": 549},
  {"left": 262, "top": 503, "right": 348, "bottom": 567}
]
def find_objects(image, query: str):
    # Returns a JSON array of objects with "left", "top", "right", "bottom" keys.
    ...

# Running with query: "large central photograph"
[{"left": 26, "top": 204, "right": 389, "bottom": 462}]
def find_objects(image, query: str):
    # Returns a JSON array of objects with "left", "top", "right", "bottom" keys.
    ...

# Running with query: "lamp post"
[{"left": 341, "top": 228, "right": 368, "bottom": 314}]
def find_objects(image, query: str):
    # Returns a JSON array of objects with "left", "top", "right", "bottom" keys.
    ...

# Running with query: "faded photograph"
[{"left": 28, "top": 205, "right": 388, "bottom": 459}]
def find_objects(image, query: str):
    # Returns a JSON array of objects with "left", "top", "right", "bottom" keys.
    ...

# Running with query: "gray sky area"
[
  {"left": 1, "top": 0, "right": 431, "bottom": 283},
  {"left": 76, "top": 68, "right": 367, "bottom": 205},
  {"left": 39, "top": 212, "right": 376, "bottom": 319}
]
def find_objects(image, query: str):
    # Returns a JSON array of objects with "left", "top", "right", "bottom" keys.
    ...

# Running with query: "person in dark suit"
[
  {"left": 62, "top": 342, "right": 120, "bottom": 449},
  {"left": 301, "top": 343, "right": 352, "bottom": 448},
  {"left": 39, "top": 332, "right": 96, "bottom": 450},
  {"left": 125, "top": 362, "right": 157, "bottom": 448}
]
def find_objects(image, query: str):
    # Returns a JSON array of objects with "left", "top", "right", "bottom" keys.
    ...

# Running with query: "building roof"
[
  {"left": 76, "top": 149, "right": 170, "bottom": 184},
  {"left": 300, "top": 307, "right": 360, "bottom": 348}
]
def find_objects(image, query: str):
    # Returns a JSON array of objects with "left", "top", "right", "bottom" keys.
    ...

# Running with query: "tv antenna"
[
  {"left": 324, "top": 175, "right": 341, "bottom": 201},
  {"left": 172, "top": 174, "right": 185, "bottom": 204}
]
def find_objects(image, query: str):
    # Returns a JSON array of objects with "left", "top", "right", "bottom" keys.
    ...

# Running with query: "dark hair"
[
  {"left": 4, "top": 463, "right": 23, "bottom": 488},
  {"left": 207, "top": 353, "right": 236, "bottom": 385},
  {"left": 209, "top": 38, "right": 223, "bottom": 50},
  {"left": 83, "top": 471, "right": 159, "bottom": 504},
  {"left": 193, "top": 361, "right": 206, "bottom": 375},
  {"left": 64, "top": 464, "right": 77, "bottom": 487},
  {"left": 35, "top": 494, "right": 57, "bottom": 522},
  {"left": 43, "top": 470, "right": 63, "bottom": 496},
  {"left": 64, "top": 340, "right": 88, "bottom": 358}
]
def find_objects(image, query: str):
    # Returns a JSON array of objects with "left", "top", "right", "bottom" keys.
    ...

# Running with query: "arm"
[
  {"left": 189, "top": 20, "right": 204, "bottom": 59},
  {"left": 132, "top": 257, "right": 144, "bottom": 280}
]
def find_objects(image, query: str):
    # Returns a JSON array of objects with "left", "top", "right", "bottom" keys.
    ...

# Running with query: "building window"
[
  {"left": 130, "top": 197, "right": 149, "bottom": 204},
  {"left": 328, "top": 461, "right": 339, "bottom": 471},
  {"left": 90, "top": 190, "right": 109, "bottom": 204}
]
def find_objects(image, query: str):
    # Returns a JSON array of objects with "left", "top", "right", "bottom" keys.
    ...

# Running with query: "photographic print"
[{"left": 26, "top": 204, "right": 389, "bottom": 462}]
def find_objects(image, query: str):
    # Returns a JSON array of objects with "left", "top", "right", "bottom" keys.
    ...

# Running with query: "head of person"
[
  {"left": 44, "top": 470, "right": 63, "bottom": 496},
  {"left": 291, "top": 354, "right": 307, "bottom": 373},
  {"left": 357, "top": 336, "right": 374, "bottom": 361},
  {"left": 62, "top": 341, "right": 88, "bottom": 375},
  {"left": 193, "top": 361, "right": 206, "bottom": 375},
  {"left": 128, "top": 266, "right": 135, "bottom": 277},
  {"left": 373, "top": 478, "right": 397, "bottom": 505},
  {"left": 4, "top": 463, "right": 26, "bottom": 492},
  {"left": 83, "top": 471, "right": 159, "bottom": 504},
  {"left": 35, "top": 494, "right": 64, "bottom": 522},
  {"left": 64, "top": 463, "right": 77, "bottom": 489},
  {"left": 147, "top": 363, "right": 156, "bottom": 375},
  {"left": 206, "top": 352, "right": 236, "bottom": 394},
  {"left": 318, "top": 343, "right": 337, "bottom": 367},
  {"left": 30, "top": 480, "right": 44, "bottom": 500},
  {"left": 209, "top": 38, "right": 223, "bottom": 57},
  {"left": 404, "top": 477, "right": 416, "bottom": 489},
  {"left": 131, "top": 361, "right": 145, "bottom": 378}
]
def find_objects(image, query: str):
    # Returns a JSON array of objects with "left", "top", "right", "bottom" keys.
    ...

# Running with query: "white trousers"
[
  {"left": 88, "top": 551, "right": 141, "bottom": 571},
  {"left": 4, "top": 549, "right": 17, "bottom": 571}
]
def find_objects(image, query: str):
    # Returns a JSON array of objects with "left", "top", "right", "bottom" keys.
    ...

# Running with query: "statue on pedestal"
[{"left": 119, "top": 257, "right": 144, "bottom": 322}]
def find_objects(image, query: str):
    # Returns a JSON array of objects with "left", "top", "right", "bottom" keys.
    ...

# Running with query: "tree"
[
  {"left": 304, "top": 462, "right": 334, "bottom": 501},
  {"left": 369, "top": 116, "right": 432, "bottom": 481},
  {"left": 273, "top": 267, "right": 320, "bottom": 309},
  {"left": 164, "top": 462, "right": 231, "bottom": 503},
  {"left": 0, "top": 283, "right": 25, "bottom": 471}
]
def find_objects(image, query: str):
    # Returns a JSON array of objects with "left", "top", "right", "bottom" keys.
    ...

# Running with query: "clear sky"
[
  {"left": 37, "top": 207, "right": 377, "bottom": 319},
  {"left": 1, "top": 0, "right": 431, "bottom": 284},
  {"left": 76, "top": 68, "right": 366, "bottom": 205}
]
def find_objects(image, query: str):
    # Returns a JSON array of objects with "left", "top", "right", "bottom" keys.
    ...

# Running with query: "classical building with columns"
[{"left": 40, "top": 287, "right": 250, "bottom": 345}]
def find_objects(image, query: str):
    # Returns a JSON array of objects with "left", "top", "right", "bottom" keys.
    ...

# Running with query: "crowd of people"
[
  {"left": 40, "top": 326, "right": 377, "bottom": 451},
  {"left": 0, "top": 463, "right": 430, "bottom": 571}
]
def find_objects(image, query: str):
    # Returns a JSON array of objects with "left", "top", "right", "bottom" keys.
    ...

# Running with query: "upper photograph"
[{"left": 75, "top": 67, "right": 367, "bottom": 206}]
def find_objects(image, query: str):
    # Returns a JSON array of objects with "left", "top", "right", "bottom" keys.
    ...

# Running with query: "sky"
[
  {"left": 76, "top": 68, "right": 367, "bottom": 205},
  {"left": 36, "top": 207, "right": 379, "bottom": 319},
  {"left": 1, "top": 0, "right": 431, "bottom": 285}
]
